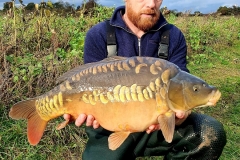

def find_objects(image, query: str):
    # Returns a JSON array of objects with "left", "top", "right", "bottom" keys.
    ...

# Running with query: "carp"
[{"left": 9, "top": 56, "right": 221, "bottom": 150}]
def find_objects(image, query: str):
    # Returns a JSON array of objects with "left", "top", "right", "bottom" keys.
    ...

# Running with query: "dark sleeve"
[
  {"left": 168, "top": 26, "right": 189, "bottom": 73},
  {"left": 83, "top": 22, "right": 108, "bottom": 64}
]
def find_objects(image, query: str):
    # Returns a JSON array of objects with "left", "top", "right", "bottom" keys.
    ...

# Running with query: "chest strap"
[{"left": 106, "top": 20, "right": 170, "bottom": 60}]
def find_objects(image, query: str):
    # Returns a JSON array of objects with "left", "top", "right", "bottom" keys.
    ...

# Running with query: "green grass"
[{"left": 188, "top": 41, "right": 240, "bottom": 160}]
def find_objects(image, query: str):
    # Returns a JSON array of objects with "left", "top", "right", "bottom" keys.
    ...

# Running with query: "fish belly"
[{"left": 66, "top": 97, "right": 159, "bottom": 132}]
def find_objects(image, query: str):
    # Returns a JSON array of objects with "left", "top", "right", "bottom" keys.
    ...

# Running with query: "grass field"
[
  {"left": 0, "top": 8, "right": 240, "bottom": 159},
  {"left": 188, "top": 42, "right": 240, "bottom": 160}
]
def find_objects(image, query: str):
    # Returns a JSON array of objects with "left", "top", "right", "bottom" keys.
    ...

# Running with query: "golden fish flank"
[
  {"left": 149, "top": 82, "right": 155, "bottom": 91},
  {"left": 143, "top": 89, "right": 149, "bottom": 100},
  {"left": 119, "top": 86, "right": 127, "bottom": 102},
  {"left": 79, "top": 82, "right": 158, "bottom": 105},
  {"left": 100, "top": 93, "right": 109, "bottom": 104},
  {"left": 130, "top": 84, "right": 137, "bottom": 101},
  {"left": 107, "top": 92, "right": 114, "bottom": 101},
  {"left": 125, "top": 87, "right": 131, "bottom": 101},
  {"left": 146, "top": 86, "right": 153, "bottom": 98},
  {"left": 93, "top": 90, "right": 99, "bottom": 102},
  {"left": 160, "top": 88, "right": 166, "bottom": 99},
  {"left": 36, "top": 92, "right": 64, "bottom": 121},
  {"left": 9, "top": 56, "right": 222, "bottom": 151},
  {"left": 113, "top": 85, "right": 121, "bottom": 101},
  {"left": 155, "top": 77, "right": 161, "bottom": 87},
  {"left": 82, "top": 94, "right": 89, "bottom": 103}
]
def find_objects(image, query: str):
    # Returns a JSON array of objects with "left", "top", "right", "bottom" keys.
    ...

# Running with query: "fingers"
[
  {"left": 175, "top": 110, "right": 191, "bottom": 126},
  {"left": 93, "top": 120, "right": 100, "bottom": 129},
  {"left": 86, "top": 115, "right": 94, "bottom": 126},
  {"left": 63, "top": 114, "right": 70, "bottom": 121},
  {"left": 74, "top": 114, "right": 100, "bottom": 129},
  {"left": 175, "top": 111, "right": 185, "bottom": 119},
  {"left": 75, "top": 114, "right": 87, "bottom": 127},
  {"left": 146, "top": 124, "right": 160, "bottom": 134}
]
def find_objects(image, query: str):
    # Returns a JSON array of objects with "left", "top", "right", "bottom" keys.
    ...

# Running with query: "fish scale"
[{"left": 9, "top": 56, "right": 221, "bottom": 151}]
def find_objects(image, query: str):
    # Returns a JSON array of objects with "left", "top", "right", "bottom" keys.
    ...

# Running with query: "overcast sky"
[{"left": 0, "top": 0, "right": 240, "bottom": 13}]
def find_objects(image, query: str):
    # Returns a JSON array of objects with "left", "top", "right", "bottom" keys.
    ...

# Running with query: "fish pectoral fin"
[
  {"left": 108, "top": 131, "right": 131, "bottom": 150},
  {"left": 158, "top": 110, "right": 175, "bottom": 143},
  {"left": 56, "top": 119, "right": 70, "bottom": 130}
]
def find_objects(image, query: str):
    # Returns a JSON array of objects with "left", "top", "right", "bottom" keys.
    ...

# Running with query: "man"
[{"left": 64, "top": 0, "right": 226, "bottom": 159}]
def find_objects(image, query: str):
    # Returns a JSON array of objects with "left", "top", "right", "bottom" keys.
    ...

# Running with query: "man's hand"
[
  {"left": 63, "top": 114, "right": 100, "bottom": 129},
  {"left": 146, "top": 110, "right": 191, "bottom": 134}
]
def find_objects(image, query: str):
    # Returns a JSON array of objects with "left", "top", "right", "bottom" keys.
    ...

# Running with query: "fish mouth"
[
  {"left": 206, "top": 90, "right": 221, "bottom": 106},
  {"left": 195, "top": 90, "right": 221, "bottom": 109}
]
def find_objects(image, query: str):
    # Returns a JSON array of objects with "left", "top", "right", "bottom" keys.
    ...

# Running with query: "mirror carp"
[{"left": 9, "top": 56, "right": 221, "bottom": 150}]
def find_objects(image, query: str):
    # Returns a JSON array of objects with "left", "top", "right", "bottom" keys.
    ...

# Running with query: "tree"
[
  {"left": 217, "top": 6, "right": 230, "bottom": 15},
  {"left": 25, "top": 2, "right": 35, "bottom": 11},
  {"left": 3, "top": 2, "right": 13, "bottom": 11},
  {"left": 53, "top": 1, "right": 64, "bottom": 9},
  {"left": 194, "top": 11, "right": 202, "bottom": 16}
]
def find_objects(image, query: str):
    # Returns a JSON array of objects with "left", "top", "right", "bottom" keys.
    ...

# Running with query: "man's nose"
[{"left": 146, "top": 0, "right": 157, "bottom": 8}]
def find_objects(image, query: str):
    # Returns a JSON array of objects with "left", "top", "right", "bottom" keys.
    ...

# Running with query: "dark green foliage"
[
  {"left": 25, "top": 2, "right": 35, "bottom": 11},
  {"left": 217, "top": 5, "right": 240, "bottom": 15}
]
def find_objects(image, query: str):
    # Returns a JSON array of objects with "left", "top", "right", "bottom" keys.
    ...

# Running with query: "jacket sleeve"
[
  {"left": 168, "top": 26, "right": 189, "bottom": 73},
  {"left": 83, "top": 22, "right": 108, "bottom": 64}
]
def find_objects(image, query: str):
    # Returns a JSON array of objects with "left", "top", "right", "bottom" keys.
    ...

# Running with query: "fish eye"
[{"left": 193, "top": 85, "right": 199, "bottom": 92}]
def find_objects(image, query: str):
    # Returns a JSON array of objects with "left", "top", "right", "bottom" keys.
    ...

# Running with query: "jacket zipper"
[
  {"left": 138, "top": 38, "right": 141, "bottom": 56},
  {"left": 111, "top": 23, "right": 168, "bottom": 57}
]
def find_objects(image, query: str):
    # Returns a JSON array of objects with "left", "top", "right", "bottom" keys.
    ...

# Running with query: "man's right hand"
[{"left": 63, "top": 114, "right": 100, "bottom": 129}]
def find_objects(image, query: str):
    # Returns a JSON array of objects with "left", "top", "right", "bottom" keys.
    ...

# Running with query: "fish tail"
[{"left": 9, "top": 99, "right": 48, "bottom": 146}]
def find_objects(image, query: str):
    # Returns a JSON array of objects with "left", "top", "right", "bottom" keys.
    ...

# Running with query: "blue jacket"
[{"left": 84, "top": 6, "right": 189, "bottom": 72}]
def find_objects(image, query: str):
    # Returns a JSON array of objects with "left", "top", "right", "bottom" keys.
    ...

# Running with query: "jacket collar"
[{"left": 109, "top": 6, "right": 168, "bottom": 32}]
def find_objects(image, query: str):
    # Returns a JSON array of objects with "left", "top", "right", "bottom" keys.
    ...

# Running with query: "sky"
[{"left": 0, "top": 0, "right": 240, "bottom": 14}]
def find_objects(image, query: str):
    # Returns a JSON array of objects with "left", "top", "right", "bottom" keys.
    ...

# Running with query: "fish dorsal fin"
[
  {"left": 108, "top": 131, "right": 130, "bottom": 150},
  {"left": 158, "top": 110, "right": 175, "bottom": 143},
  {"left": 57, "top": 56, "right": 127, "bottom": 83}
]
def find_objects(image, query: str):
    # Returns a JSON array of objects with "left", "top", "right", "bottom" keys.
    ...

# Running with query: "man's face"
[{"left": 126, "top": 0, "right": 162, "bottom": 31}]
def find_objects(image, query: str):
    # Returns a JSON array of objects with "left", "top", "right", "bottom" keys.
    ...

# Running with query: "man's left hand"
[{"left": 146, "top": 110, "right": 191, "bottom": 134}]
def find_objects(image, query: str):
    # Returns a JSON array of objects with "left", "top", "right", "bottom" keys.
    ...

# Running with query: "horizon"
[{"left": 0, "top": 0, "right": 239, "bottom": 14}]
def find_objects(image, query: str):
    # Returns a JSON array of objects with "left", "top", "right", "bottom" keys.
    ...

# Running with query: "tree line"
[{"left": 1, "top": 0, "right": 240, "bottom": 16}]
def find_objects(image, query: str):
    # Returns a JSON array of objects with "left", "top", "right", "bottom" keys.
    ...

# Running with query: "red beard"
[{"left": 126, "top": 5, "right": 160, "bottom": 32}]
